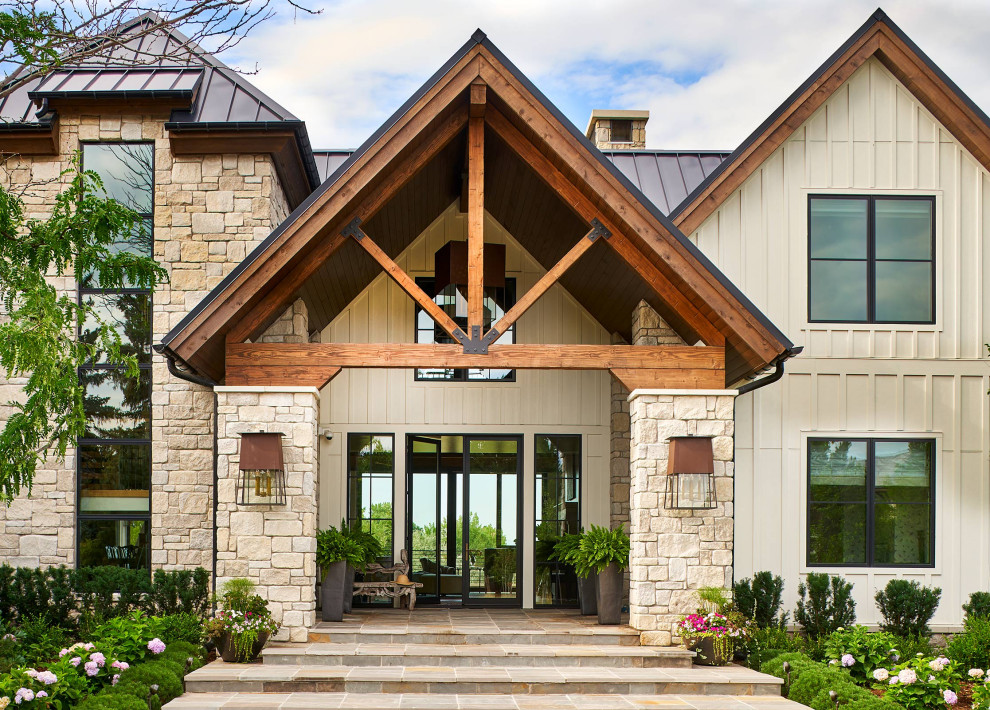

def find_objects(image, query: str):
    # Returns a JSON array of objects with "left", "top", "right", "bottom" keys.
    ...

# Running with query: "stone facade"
[
  {"left": 214, "top": 387, "right": 319, "bottom": 642},
  {"left": 628, "top": 390, "right": 736, "bottom": 646},
  {"left": 0, "top": 110, "right": 291, "bottom": 571},
  {"left": 587, "top": 113, "right": 648, "bottom": 150}
]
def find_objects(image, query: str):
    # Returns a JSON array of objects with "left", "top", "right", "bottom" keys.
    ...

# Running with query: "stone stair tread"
[
  {"left": 264, "top": 642, "right": 693, "bottom": 658},
  {"left": 164, "top": 691, "right": 808, "bottom": 709},
  {"left": 185, "top": 662, "right": 782, "bottom": 684}
]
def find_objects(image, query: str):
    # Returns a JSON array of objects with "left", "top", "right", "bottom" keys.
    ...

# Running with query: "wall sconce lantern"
[
  {"left": 664, "top": 435, "right": 717, "bottom": 510},
  {"left": 237, "top": 432, "right": 287, "bottom": 506}
]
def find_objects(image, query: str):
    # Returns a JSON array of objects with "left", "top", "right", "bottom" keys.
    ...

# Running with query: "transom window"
[
  {"left": 414, "top": 277, "right": 516, "bottom": 381},
  {"left": 77, "top": 142, "right": 155, "bottom": 572},
  {"left": 808, "top": 196, "right": 934, "bottom": 324},
  {"left": 807, "top": 438, "right": 934, "bottom": 568}
]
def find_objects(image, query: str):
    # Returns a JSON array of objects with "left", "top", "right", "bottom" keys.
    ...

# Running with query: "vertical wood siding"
[
  {"left": 316, "top": 203, "right": 612, "bottom": 607},
  {"left": 691, "top": 58, "right": 990, "bottom": 627}
]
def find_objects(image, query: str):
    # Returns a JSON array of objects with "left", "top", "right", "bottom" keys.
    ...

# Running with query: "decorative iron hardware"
[
  {"left": 589, "top": 218, "right": 611, "bottom": 241},
  {"left": 341, "top": 217, "right": 365, "bottom": 240}
]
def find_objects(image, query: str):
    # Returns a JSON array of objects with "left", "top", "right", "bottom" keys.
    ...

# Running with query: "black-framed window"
[
  {"left": 807, "top": 438, "right": 934, "bottom": 568},
  {"left": 413, "top": 277, "right": 516, "bottom": 381},
  {"left": 808, "top": 195, "right": 935, "bottom": 324},
  {"left": 534, "top": 435, "right": 581, "bottom": 607},
  {"left": 77, "top": 142, "right": 154, "bottom": 571},
  {"left": 347, "top": 434, "right": 394, "bottom": 566}
]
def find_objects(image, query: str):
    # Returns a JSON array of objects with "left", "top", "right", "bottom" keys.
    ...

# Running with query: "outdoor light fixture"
[
  {"left": 664, "top": 435, "right": 717, "bottom": 510},
  {"left": 237, "top": 432, "right": 287, "bottom": 506}
]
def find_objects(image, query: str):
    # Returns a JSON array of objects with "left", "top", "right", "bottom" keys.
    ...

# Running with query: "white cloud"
[{"left": 223, "top": 0, "right": 990, "bottom": 150}]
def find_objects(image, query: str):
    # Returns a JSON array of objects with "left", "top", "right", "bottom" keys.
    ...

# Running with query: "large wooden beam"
[
  {"left": 345, "top": 220, "right": 465, "bottom": 343},
  {"left": 609, "top": 367, "right": 723, "bottom": 391},
  {"left": 489, "top": 222, "right": 607, "bottom": 339},
  {"left": 227, "top": 342, "right": 724, "bottom": 371},
  {"left": 224, "top": 106, "right": 469, "bottom": 345},
  {"left": 484, "top": 108, "right": 725, "bottom": 348},
  {"left": 226, "top": 365, "right": 342, "bottom": 389},
  {"left": 467, "top": 111, "right": 485, "bottom": 337}
]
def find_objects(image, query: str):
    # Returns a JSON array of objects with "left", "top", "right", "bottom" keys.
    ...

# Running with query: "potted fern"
[
  {"left": 340, "top": 522, "right": 384, "bottom": 612},
  {"left": 316, "top": 524, "right": 364, "bottom": 622},
  {"left": 551, "top": 532, "right": 596, "bottom": 615},
  {"left": 571, "top": 524, "right": 629, "bottom": 625}
]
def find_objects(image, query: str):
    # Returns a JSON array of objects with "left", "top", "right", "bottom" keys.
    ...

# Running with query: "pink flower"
[
  {"left": 58, "top": 649, "right": 69, "bottom": 657},
  {"left": 147, "top": 638, "right": 166, "bottom": 654},
  {"left": 111, "top": 660, "right": 129, "bottom": 671},
  {"left": 36, "top": 670, "right": 57, "bottom": 685},
  {"left": 83, "top": 643, "right": 94, "bottom": 651},
  {"left": 944, "top": 690, "right": 958, "bottom": 705},
  {"left": 90, "top": 652, "right": 106, "bottom": 667},
  {"left": 35, "top": 692, "right": 47, "bottom": 699},
  {"left": 13, "top": 688, "right": 33, "bottom": 704},
  {"left": 112, "top": 674, "right": 120, "bottom": 686},
  {"left": 24, "top": 670, "right": 37, "bottom": 678},
  {"left": 841, "top": 654, "right": 855, "bottom": 667},
  {"left": 84, "top": 660, "right": 99, "bottom": 676},
  {"left": 69, "top": 657, "right": 81, "bottom": 667}
]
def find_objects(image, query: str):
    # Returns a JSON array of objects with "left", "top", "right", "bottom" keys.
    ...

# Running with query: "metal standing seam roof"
[{"left": 312, "top": 148, "right": 731, "bottom": 217}]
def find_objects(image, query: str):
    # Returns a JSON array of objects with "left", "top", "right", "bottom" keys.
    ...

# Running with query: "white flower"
[
  {"left": 841, "top": 654, "right": 855, "bottom": 667},
  {"left": 829, "top": 659, "right": 839, "bottom": 666},
  {"left": 898, "top": 668, "right": 917, "bottom": 685},
  {"left": 970, "top": 668, "right": 985, "bottom": 678},
  {"left": 873, "top": 668, "right": 890, "bottom": 682}
]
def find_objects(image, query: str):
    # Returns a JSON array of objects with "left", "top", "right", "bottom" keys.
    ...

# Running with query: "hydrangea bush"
[
  {"left": 871, "top": 654, "right": 960, "bottom": 710},
  {"left": 824, "top": 625, "right": 899, "bottom": 684},
  {"left": 973, "top": 674, "right": 990, "bottom": 710}
]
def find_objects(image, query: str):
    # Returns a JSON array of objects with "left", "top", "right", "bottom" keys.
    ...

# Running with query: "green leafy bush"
[
  {"left": 946, "top": 617, "right": 990, "bottom": 670},
  {"left": 742, "top": 625, "right": 802, "bottom": 670},
  {"left": 146, "top": 568, "right": 210, "bottom": 617},
  {"left": 734, "top": 571, "right": 787, "bottom": 627},
  {"left": 75, "top": 693, "right": 149, "bottom": 710},
  {"left": 119, "top": 659, "right": 183, "bottom": 703},
  {"left": 160, "top": 639, "right": 205, "bottom": 669},
  {"left": 19, "top": 616, "right": 73, "bottom": 665},
  {"left": 875, "top": 579, "right": 940, "bottom": 638},
  {"left": 795, "top": 572, "right": 856, "bottom": 639},
  {"left": 965, "top": 591, "right": 990, "bottom": 621},
  {"left": 151, "top": 612, "right": 204, "bottom": 646},
  {"left": 760, "top": 651, "right": 820, "bottom": 696},
  {"left": 107, "top": 678, "right": 161, "bottom": 710},
  {"left": 93, "top": 611, "right": 169, "bottom": 665},
  {"left": 809, "top": 679, "right": 883, "bottom": 710},
  {"left": 877, "top": 654, "right": 958, "bottom": 710},
  {"left": 571, "top": 524, "right": 630, "bottom": 578},
  {"left": 0, "top": 566, "right": 77, "bottom": 628},
  {"left": 823, "top": 625, "right": 899, "bottom": 684},
  {"left": 76, "top": 566, "right": 152, "bottom": 625},
  {"left": 788, "top": 665, "right": 856, "bottom": 706}
]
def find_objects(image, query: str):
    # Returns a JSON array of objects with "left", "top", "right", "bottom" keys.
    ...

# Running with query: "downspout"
[{"left": 153, "top": 345, "right": 219, "bottom": 600}]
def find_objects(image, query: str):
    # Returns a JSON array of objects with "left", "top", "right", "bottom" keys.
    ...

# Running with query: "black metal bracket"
[
  {"left": 588, "top": 218, "right": 611, "bottom": 241},
  {"left": 341, "top": 217, "right": 365, "bottom": 240},
  {"left": 454, "top": 325, "right": 500, "bottom": 354}
]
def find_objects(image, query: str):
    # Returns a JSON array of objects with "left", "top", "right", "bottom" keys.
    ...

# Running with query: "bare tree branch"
[{"left": 0, "top": 0, "right": 320, "bottom": 101}]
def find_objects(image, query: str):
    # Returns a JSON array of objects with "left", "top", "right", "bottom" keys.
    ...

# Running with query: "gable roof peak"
[{"left": 471, "top": 28, "right": 488, "bottom": 43}]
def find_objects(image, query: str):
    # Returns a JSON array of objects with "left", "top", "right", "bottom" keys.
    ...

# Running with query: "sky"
[{"left": 220, "top": 0, "right": 990, "bottom": 151}]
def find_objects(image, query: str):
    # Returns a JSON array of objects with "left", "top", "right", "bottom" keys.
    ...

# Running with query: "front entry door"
[{"left": 406, "top": 435, "right": 522, "bottom": 606}]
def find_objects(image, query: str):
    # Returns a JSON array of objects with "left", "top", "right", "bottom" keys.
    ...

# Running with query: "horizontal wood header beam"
[{"left": 227, "top": 342, "right": 724, "bottom": 371}]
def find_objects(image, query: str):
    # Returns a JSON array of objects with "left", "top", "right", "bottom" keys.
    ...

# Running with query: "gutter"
[
  {"left": 152, "top": 344, "right": 220, "bottom": 601},
  {"left": 736, "top": 346, "right": 804, "bottom": 396}
]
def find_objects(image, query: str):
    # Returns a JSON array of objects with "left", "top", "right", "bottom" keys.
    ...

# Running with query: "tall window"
[
  {"left": 413, "top": 277, "right": 516, "bottom": 381},
  {"left": 534, "top": 435, "right": 581, "bottom": 607},
  {"left": 808, "top": 196, "right": 934, "bottom": 324},
  {"left": 347, "top": 434, "right": 394, "bottom": 565},
  {"left": 807, "top": 438, "right": 934, "bottom": 567},
  {"left": 77, "top": 143, "right": 155, "bottom": 571}
]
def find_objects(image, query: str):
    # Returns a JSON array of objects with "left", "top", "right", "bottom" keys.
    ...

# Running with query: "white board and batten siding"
[
  {"left": 689, "top": 57, "right": 990, "bottom": 628},
  {"left": 317, "top": 204, "right": 612, "bottom": 608}
]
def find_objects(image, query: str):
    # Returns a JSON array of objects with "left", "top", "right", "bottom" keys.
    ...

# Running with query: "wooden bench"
[{"left": 352, "top": 549, "right": 424, "bottom": 610}]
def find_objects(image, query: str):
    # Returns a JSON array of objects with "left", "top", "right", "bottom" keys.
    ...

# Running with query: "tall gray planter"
[
  {"left": 321, "top": 560, "right": 347, "bottom": 622},
  {"left": 595, "top": 563, "right": 622, "bottom": 625},
  {"left": 577, "top": 572, "right": 598, "bottom": 616},
  {"left": 343, "top": 565, "right": 356, "bottom": 613}
]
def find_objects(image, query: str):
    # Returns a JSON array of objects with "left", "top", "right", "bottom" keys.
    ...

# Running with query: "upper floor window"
[
  {"left": 808, "top": 196, "right": 934, "bottom": 324},
  {"left": 77, "top": 142, "right": 155, "bottom": 572},
  {"left": 414, "top": 277, "right": 516, "bottom": 382},
  {"left": 807, "top": 438, "right": 934, "bottom": 568}
]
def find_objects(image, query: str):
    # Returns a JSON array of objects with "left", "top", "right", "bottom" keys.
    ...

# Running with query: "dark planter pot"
[
  {"left": 577, "top": 572, "right": 598, "bottom": 616},
  {"left": 343, "top": 565, "right": 356, "bottom": 613},
  {"left": 595, "top": 563, "right": 622, "bottom": 625},
  {"left": 321, "top": 560, "right": 347, "bottom": 622},
  {"left": 686, "top": 636, "right": 734, "bottom": 666},
  {"left": 218, "top": 630, "right": 270, "bottom": 663}
]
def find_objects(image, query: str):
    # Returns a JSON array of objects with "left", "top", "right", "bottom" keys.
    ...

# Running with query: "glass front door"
[{"left": 407, "top": 435, "right": 522, "bottom": 606}]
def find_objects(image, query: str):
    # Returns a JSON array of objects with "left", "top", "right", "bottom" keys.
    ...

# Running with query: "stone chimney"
[{"left": 585, "top": 109, "right": 649, "bottom": 150}]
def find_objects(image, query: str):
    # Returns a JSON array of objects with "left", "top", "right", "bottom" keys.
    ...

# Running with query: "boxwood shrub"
[
  {"left": 788, "top": 665, "right": 856, "bottom": 706},
  {"left": 117, "top": 660, "right": 184, "bottom": 704}
]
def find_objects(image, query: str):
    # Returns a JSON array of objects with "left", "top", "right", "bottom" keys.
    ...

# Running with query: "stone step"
[
  {"left": 165, "top": 691, "right": 807, "bottom": 709},
  {"left": 263, "top": 642, "right": 694, "bottom": 668},
  {"left": 307, "top": 623, "right": 641, "bottom": 646},
  {"left": 182, "top": 663, "right": 784, "bottom": 696}
]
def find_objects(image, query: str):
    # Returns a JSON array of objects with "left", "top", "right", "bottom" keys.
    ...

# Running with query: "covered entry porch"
[{"left": 160, "top": 32, "right": 794, "bottom": 643}]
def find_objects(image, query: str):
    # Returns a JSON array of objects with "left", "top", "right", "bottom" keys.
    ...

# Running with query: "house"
[{"left": 0, "top": 8, "right": 984, "bottom": 644}]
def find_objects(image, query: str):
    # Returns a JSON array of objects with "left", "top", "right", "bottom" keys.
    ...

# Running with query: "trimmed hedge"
[{"left": 761, "top": 652, "right": 904, "bottom": 709}]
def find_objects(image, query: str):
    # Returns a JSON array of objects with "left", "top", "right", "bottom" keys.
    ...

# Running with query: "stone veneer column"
[
  {"left": 215, "top": 386, "right": 319, "bottom": 642},
  {"left": 628, "top": 389, "right": 736, "bottom": 646}
]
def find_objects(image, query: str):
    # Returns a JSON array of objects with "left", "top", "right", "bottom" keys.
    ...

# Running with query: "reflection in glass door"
[{"left": 406, "top": 435, "right": 522, "bottom": 606}]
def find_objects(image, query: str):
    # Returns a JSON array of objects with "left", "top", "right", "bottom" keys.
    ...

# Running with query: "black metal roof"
[{"left": 164, "top": 30, "right": 794, "bottom": 360}]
